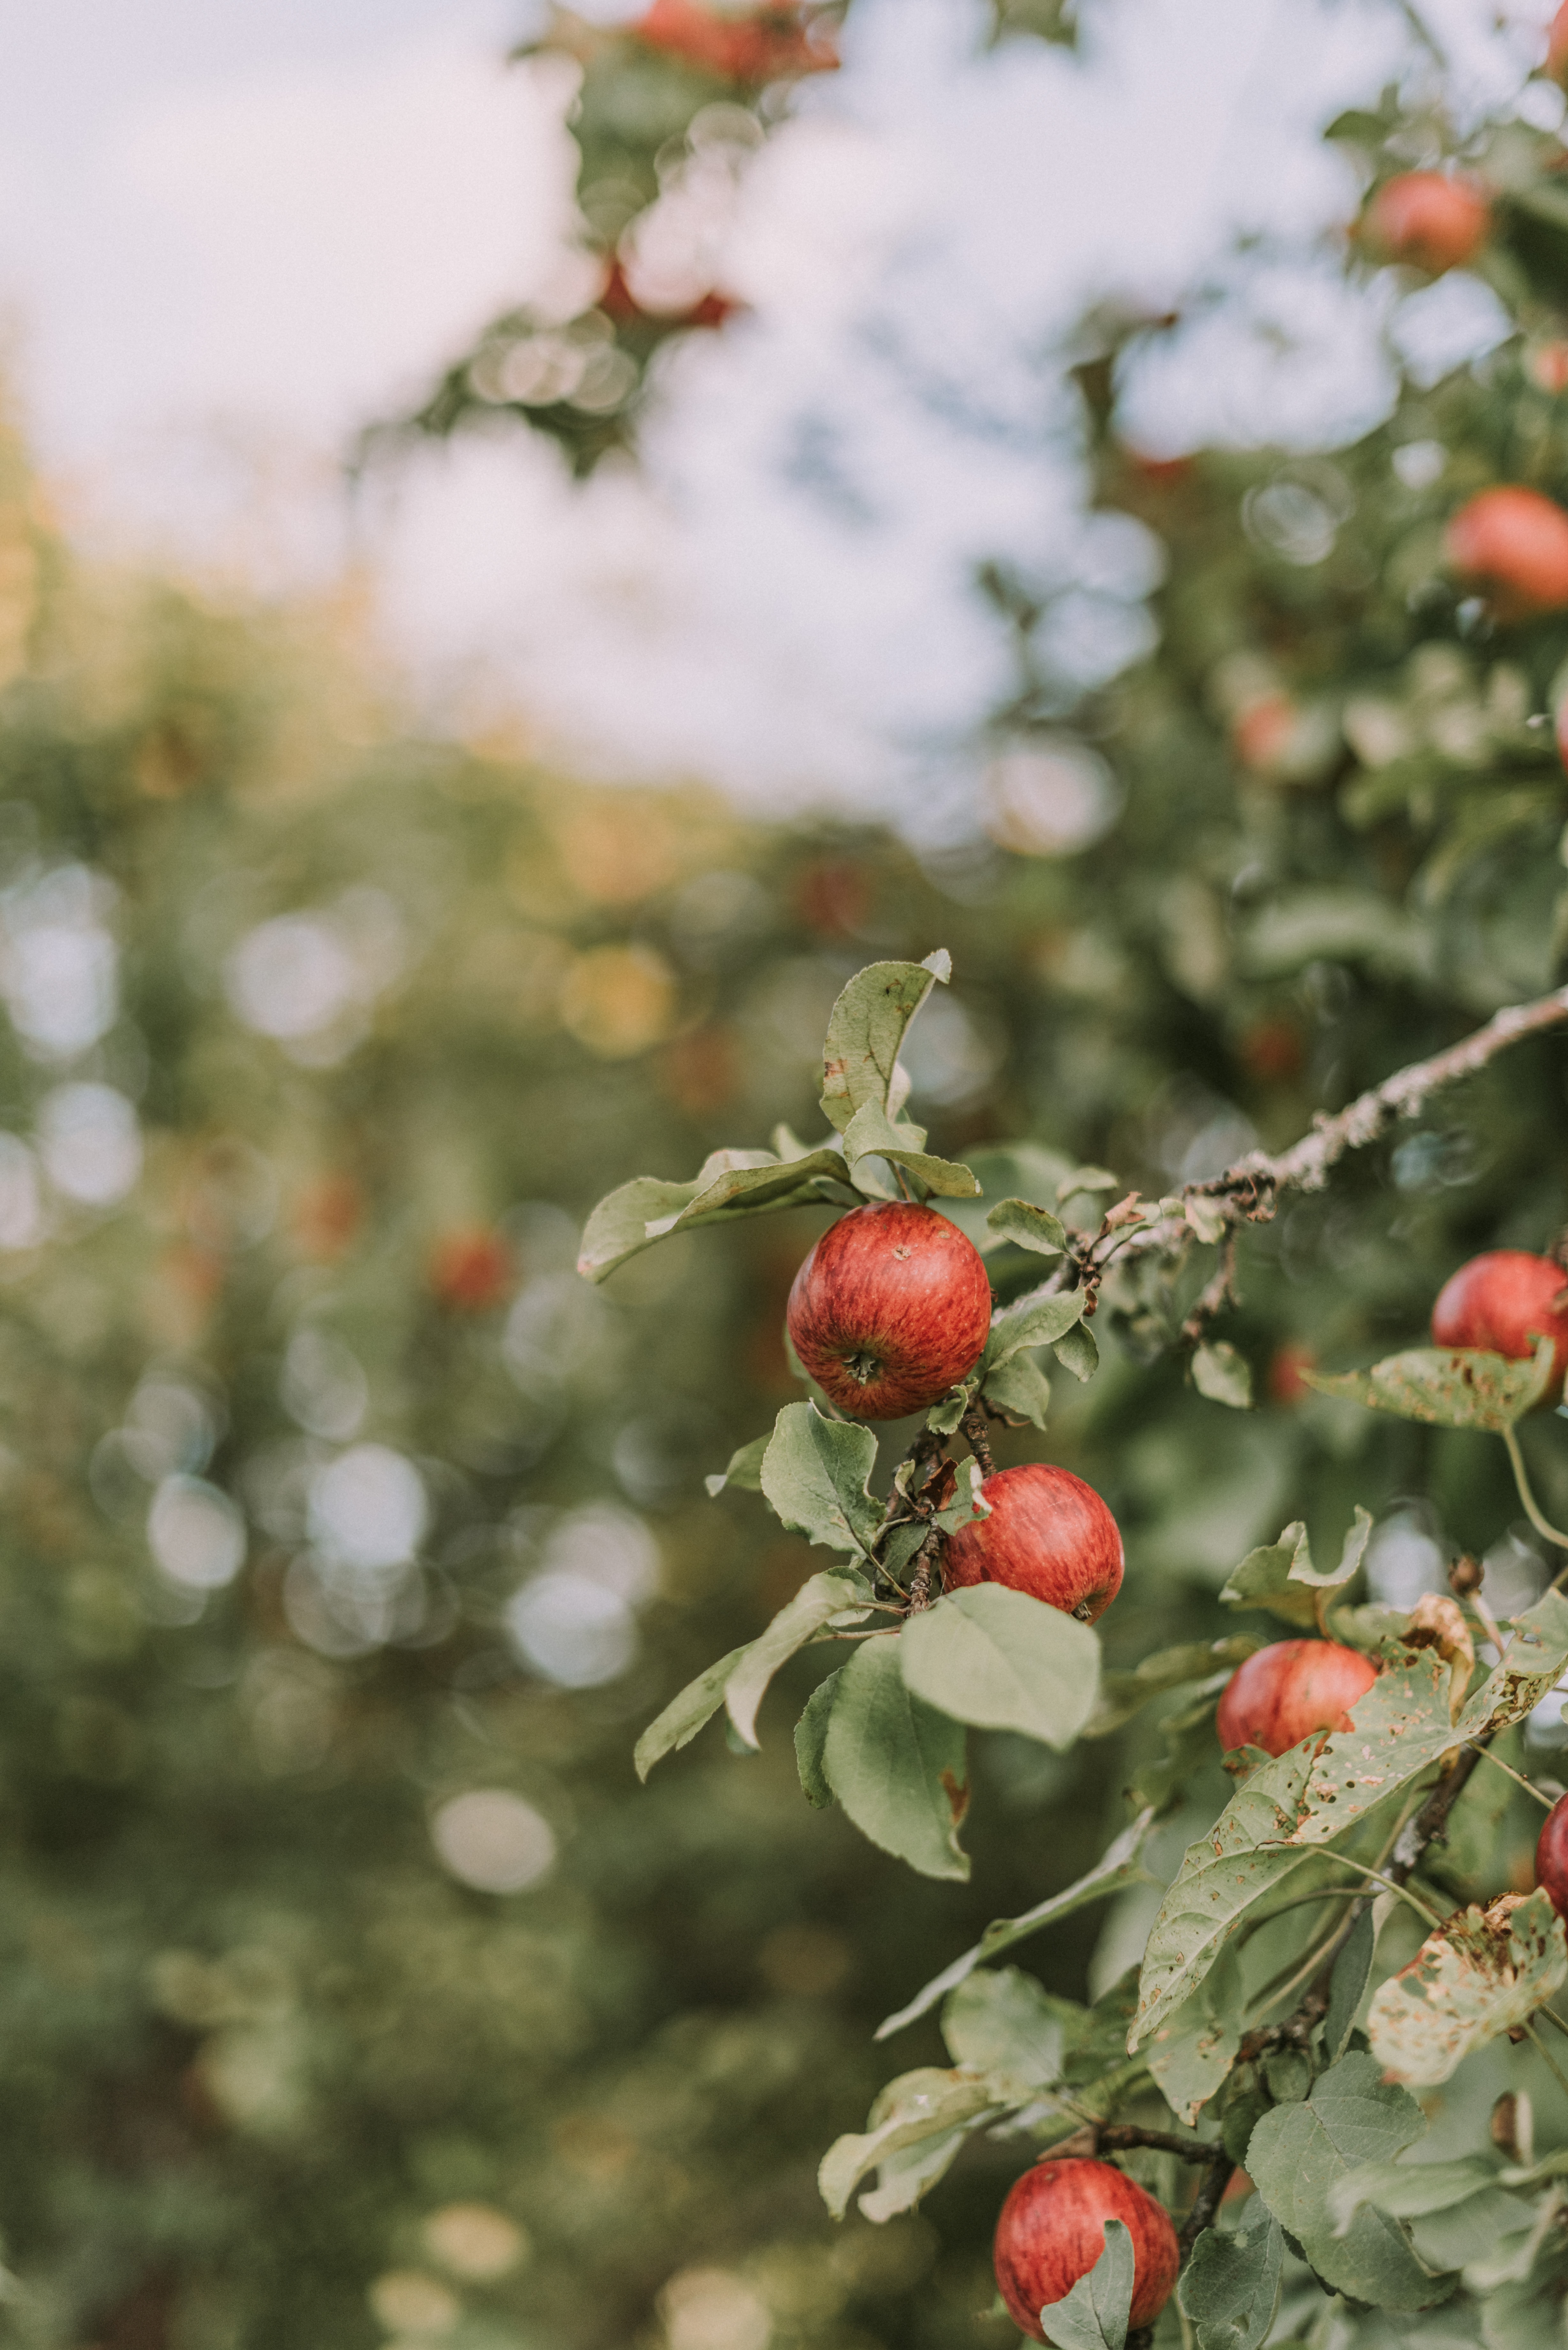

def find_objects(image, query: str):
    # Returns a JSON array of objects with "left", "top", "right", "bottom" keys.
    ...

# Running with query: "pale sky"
[{"left": 0, "top": 0, "right": 1552, "bottom": 830}]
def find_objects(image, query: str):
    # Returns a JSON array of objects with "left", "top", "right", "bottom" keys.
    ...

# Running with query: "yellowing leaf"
[{"left": 1367, "top": 1891, "right": 1568, "bottom": 2087}]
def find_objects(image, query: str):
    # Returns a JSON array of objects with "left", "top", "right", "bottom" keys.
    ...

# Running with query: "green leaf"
[
  {"left": 725, "top": 1571, "right": 871, "bottom": 1750},
  {"left": 1219, "top": 1510, "right": 1371, "bottom": 1627},
  {"left": 987, "top": 1286, "right": 1086, "bottom": 1369},
  {"left": 1085, "top": 1639, "right": 1261, "bottom": 1739},
  {"left": 1040, "top": 2217, "right": 1135, "bottom": 2350},
  {"left": 941, "top": 1143, "right": 1078, "bottom": 1254},
  {"left": 1325, "top": 1907, "right": 1376, "bottom": 2063},
  {"left": 1185, "top": 1194, "right": 1230, "bottom": 1245},
  {"left": 1053, "top": 1321, "right": 1099, "bottom": 1382},
  {"left": 1366, "top": 1890, "right": 1568, "bottom": 2087},
  {"left": 1178, "top": 2217, "right": 1283, "bottom": 2350},
  {"left": 875, "top": 1808, "right": 1158, "bottom": 2037},
  {"left": 901, "top": 1586, "right": 1100, "bottom": 1747},
  {"left": 1132, "top": 1685, "right": 1226, "bottom": 1813},
  {"left": 1147, "top": 1943, "right": 1243, "bottom": 2126},
  {"left": 840, "top": 1099, "right": 981, "bottom": 1198},
  {"left": 794, "top": 1669, "right": 842, "bottom": 1808},
  {"left": 1058, "top": 1165, "right": 1119, "bottom": 1203},
  {"left": 1131, "top": 1742, "right": 1320, "bottom": 2047},
  {"left": 820, "top": 1636, "right": 970, "bottom": 1881},
  {"left": 1301, "top": 1335, "right": 1556, "bottom": 1433},
  {"left": 820, "top": 956, "right": 949, "bottom": 1136},
  {"left": 1246, "top": 2053, "right": 1452, "bottom": 2310},
  {"left": 704, "top": 1434, "right": 771, "bottom": 1497},
  {"left": 634, "top": 1644, "right": 750, "bottom": 1781},
  {"left": 941, "top": 1966, "right": 1065, "bottom": 2092},
  {"left": 1327, "top": 2156, "right": 1497, "bottom": 2231},
  {"left": 817, "top": 2066, "right": 998, "bottom": 2220},
  {"left": 855, "top": 2126, "right": 976, "bottom": 2225},
  {"left": 1192, "top": 1342, "right": 1253, "bottom": 1410},
  {"left": 577, "top": 1146, "right": 848, "bottom": 1281},
  {"left": 760, "top": 1403, "right": 882, "bottom": 1557},
  {"left": 980, "top": 1350, "right": 1052, "bottom": 1427},
  {"left": 986, "top": 1197, "right": 1068, "bottom": 1255},
  {"left": 924, "top": 1380, "right": 978, "bottom": 1436},
  {"left": 930, "top": 1458, "right": 991, "bottom": 1538}
]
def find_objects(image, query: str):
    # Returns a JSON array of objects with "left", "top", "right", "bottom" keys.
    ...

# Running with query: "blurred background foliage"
[{"left": 3, "top": 4, "right": 1568, "bottom": 2349}]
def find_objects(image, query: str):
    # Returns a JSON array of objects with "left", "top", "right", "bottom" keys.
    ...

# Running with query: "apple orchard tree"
[{"left": 530, "top": 4, "right": 1568, "bottom": 2346}]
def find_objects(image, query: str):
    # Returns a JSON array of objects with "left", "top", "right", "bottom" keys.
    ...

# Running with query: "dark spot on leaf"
[{"left": 939, "top": 1769, "right": 969, "bottom": 1825}]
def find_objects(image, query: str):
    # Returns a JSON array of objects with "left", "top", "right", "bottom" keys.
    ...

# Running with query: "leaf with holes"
[
  {"left": 820, "top": 1636, "right": 970, "bottom": 1881},
  {"left": 1366, "top": 1891, "right": 1568, "bottom": 2087},
  {"left": 820, "top": 952, "right": 950, "bottom": 1135},
  {"left": 1301, "top": 1334, "right": 1555, "bottom": 1431},
  {"left": 1147, "top": 1942, "right": 1244, "bottom": 2126},
  {"left": 901, "top": 1586, "right": 1099, "bottom": 1747}
]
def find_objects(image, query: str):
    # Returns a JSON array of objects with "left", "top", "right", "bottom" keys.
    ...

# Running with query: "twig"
[
  {"left": 1465, "top": 1743, "right": 1557, "bottom": 1811},
  {"left": 1178, "top": 2150, "right": 1237, "bottom": 2255},
  {"left": 1179, "top": 1231, "right": 1238, "bottom": 1347},
  {"left": 997, "top": 983, "right": 1568, "bottom": 1335},
  {"left": 960, "top": 1404, "right": 996, "bottom": 1477},
  {"left": 1502, "top": 1426, "right": 1568, "bottom": 1554},
  {"left": 1097, "top": 2125, "right": 1218, "bottom": 2163},
  {"left": 907, "top": 1528, "right": 940, "bottom": 1614}
]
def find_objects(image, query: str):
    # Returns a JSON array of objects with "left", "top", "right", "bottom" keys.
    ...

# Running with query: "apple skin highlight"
[
  {"left": 786, "top": 1202, "right": 993, "bottom": 1420},
  {"left": 1217, "top": 1640, "right": 1379, "bottom": 1758},
  {"left": 943, "top": 1462, "right": 1124, "bottom": 1624},
  {"left": 994, "top": 2158, "right": 1180, "bottom": 2340}
]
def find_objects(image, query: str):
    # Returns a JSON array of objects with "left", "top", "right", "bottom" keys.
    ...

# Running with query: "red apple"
[
  {"left": 942, "top": 1463, "right": 1124, "bottom": 1624},
  {"left": 1431, "top": 1249, "right": 1568, "bottom": 1398},
  {"left": 429, "top": 1228, "right": 514, "bottom": 1313},
  {"left": 1216, "top": 1640, "right": 1379, "bottom": 1758},
  {"left": 633, "top": 0, "right": 837, "bottom": 81},
  {"left": 786, "top": 1202, "right": 992, "bottom": 1419},
  {"left": 1536, "top": 1793, "right": 1568, "bottom": 1916},
  {"left": 1362, "top": 172, "right": 1489, "bottom": 273},
  {"left": 1445, "top": 487, "right": 1568, "bottom": 618},
  {"left": 1529, "top": 341, "right": 1568, "bottom": 396},
  {"left": 994, "top": 2158, "right": 1180, "bottom": 2341}
]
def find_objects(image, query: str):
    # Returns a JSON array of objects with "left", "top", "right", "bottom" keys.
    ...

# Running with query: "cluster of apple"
[
  {"left": 792, "top": 1203, "right": 1568, "bottom": 2336},
  {"left": 788, "top": 1199, "right": 1125, "bottom": 1621}
]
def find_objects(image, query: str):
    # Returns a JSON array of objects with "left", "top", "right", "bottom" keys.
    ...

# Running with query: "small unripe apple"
[
  {"left": 1445, "top": 487, "right": 1568, "bottom": 618},
  {"left": 1431, "top": 1249, "right": 1568, "bottom": 1397},
  {"left": 1362, "top": 172, "right": 1489, "bottom": 272},
  {"left": 942, "top": 1462, "right": 1124, "bottom": 1624},
  {"left": 428, "top": 1228, "right": 514, "bottom": 1313},
  {"left": 1536, "top": 1793, "right": 1568, "bottom": 1916},
  {"left": 994, "top": 2157, "right": 1180, "bottom": 2341},
  {"left": 1217, "top": 1639, "right": 1379, "bottom": 1758},
  {"left": 786, "top": 1202, "right": 992, "bottom": 1419}
]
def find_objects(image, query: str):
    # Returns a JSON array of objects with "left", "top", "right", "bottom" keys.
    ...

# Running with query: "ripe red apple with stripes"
[
  {"left": 786, "top": 1201, "right": 993, "bottom": 1419},
  {"left": 1217, "top": 1639, "right": 1379, "bottom": 1757},
  {"left": 942, "top": 1462, "right": 1124, "bottom": 1624},
  {"left": 993, "top": 2158, "right": 1180, "bottom": 2341},
  {"left": 1430, "top": 1249, "right": 1568, "bottom": 1399}
]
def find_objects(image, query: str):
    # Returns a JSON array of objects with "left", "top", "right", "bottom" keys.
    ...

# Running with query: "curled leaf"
[{"left": 1367, "top": 1891, "right": 1568, "bottom": 2088}]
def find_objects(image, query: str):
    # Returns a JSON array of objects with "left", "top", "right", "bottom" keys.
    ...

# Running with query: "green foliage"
[
  {"left": 1038, "top": 2219, "right": 1134, "bottom": 2350},
  {"left": 1178, "top": 2216, "right": 1283, "bottom": 2350},
  {"left": 1304, "top": 1336, "right": 1558, "bottom": 1430},
  {"left": 901, "top": 1587, "right": 1100, "bottom": 1747}
]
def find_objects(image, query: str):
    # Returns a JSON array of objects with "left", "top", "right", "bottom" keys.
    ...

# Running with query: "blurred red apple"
[
  {"left": 1431, "top": 1248, "right": 1568, "bottom": 1396},
  {"left": 786, "top": 1202, "right": 992, "bottom": 1419},
  {"left": 1217, "top": 1639, "right": 1379, "bottom": 1757},
  {"left": 1363, "top": 172, "right": 1489, "bottom": 272},
  {"left": 1549, "top": 1, "right": 1568, "bottom": 82},
  {"left": 633, "top": 0, "right": 837, "bottom": 81},
  {"left": 1445, "top": 487, "right": 1568, "bottom": 617},
  {"left": 1231, "top": 694, "right": 1298, "bottom": 773},
  {"left": 1268, "top": 1342, "right": 1316, "bottom": 1407},
  {"left": 994, "top": 2158, "right": 1180, "bottom": 2341},
  {"left": 429, "top": 1228, "right": 514, "bottom": 1313},
  {"left": 1528, "top": 341, "right": 1568, "bottom": 395},
  {"left": 942, "top": 1462, "right": 1124, "bottom": 1624}
]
